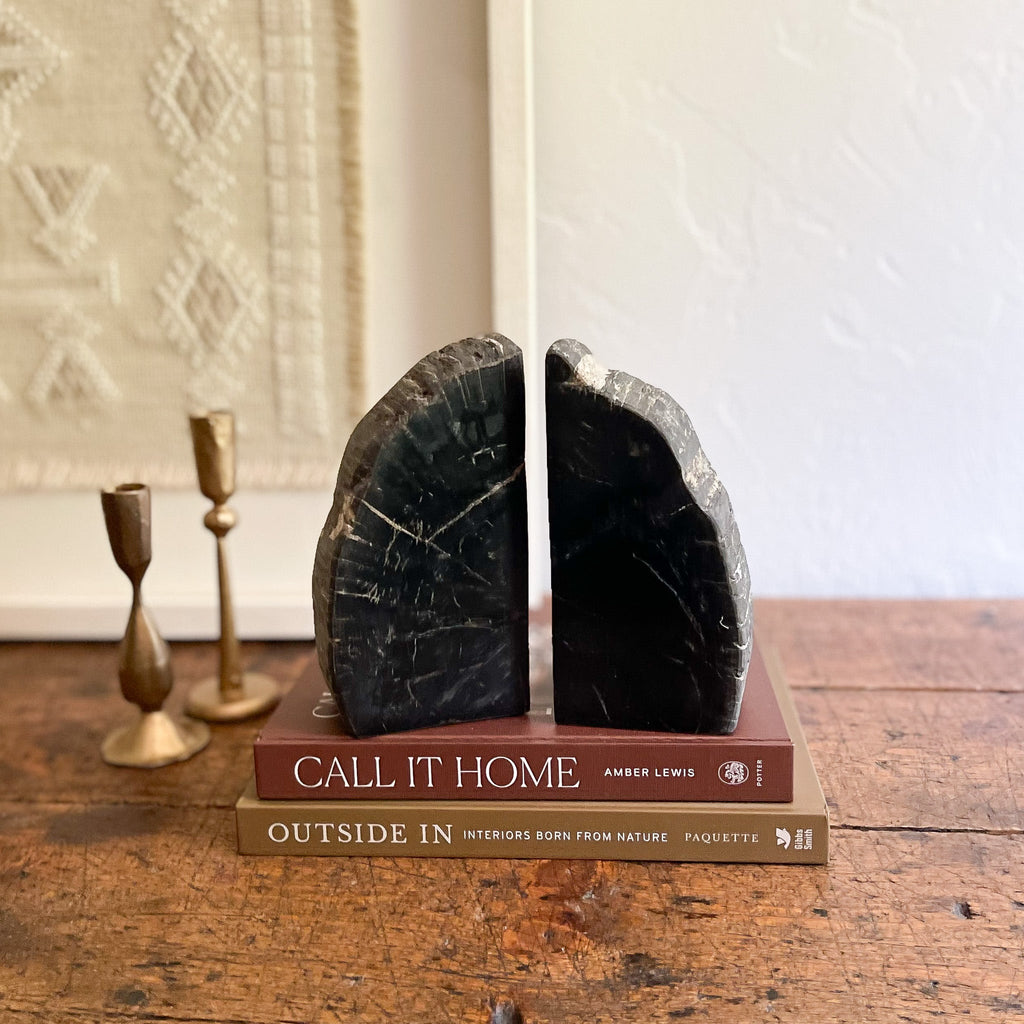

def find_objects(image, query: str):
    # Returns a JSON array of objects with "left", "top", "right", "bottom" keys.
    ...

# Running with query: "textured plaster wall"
[{"left": 533, "top": 1, "right": 1024, "bottom": 596}]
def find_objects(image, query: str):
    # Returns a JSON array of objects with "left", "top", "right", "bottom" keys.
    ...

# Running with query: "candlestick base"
[
  {"left": 101, "top": 710, "right": 210, "bottom": 768},
  {"left": 186, "top": 673, "right": 281, "bottom": 722}
]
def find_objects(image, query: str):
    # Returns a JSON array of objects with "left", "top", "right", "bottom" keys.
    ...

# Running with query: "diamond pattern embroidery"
[
  {"left": 157, "top": 243, "right": 263, "bottom": 367},
  {"left": 149, "top": 29, "right": 255, "bottom": 158}
]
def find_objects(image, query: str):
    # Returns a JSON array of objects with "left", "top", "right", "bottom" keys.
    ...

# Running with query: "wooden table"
[{"left": 2, "top": 600, "right": 1022, "bottom": 1022}]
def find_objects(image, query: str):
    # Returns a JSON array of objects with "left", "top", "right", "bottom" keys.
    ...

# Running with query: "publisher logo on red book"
[{"left": 718, "top": 760, "right": 749, "bottom": 785}]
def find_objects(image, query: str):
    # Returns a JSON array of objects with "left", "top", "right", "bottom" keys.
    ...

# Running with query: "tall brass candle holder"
[
  {"left": 100, "top": 483, "right": 210, "bottom": 767},
  {"left": 186, "top": 410, "right": 281, "bottom": 721}
]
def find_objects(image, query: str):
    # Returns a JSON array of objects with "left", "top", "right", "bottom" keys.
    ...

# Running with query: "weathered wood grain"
[
  {"left": 756, "top": 598, "right": 1024, "bottom": 691},
  {"left": 1, "top": 804, "right": 1020, "bottom": 1024},
  {"left": 2, "top": 602, "right": 1023, "bottom": 1024},
  {"left": 0, "top": 641, "right": 307, "bottom": 807},
  {"left": 795, "top": 688, "right": 1024, "bottom": 830}
]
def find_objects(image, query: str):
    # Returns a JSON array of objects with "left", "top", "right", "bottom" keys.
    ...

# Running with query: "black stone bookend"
[
  {"left": 312, "top": 334, "right": 529, "bottom": 737},
  {"left": 545, "top": 339, "right": 752, "bottom": 734}
]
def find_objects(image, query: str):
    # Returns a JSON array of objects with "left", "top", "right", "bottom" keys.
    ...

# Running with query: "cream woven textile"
[{"left": 0, "top": 0, "right": 363, "bottom": 489}]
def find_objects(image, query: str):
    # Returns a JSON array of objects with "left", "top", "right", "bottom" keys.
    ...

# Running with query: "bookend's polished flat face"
[
  {"left": 545, "top": 339, "right": 752, "bottom": 734},
  {"left": 313, "top": 334, "right": 529, "bottom": 737}
]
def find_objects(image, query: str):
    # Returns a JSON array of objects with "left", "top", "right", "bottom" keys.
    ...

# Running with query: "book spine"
[
  {"left": 254, "top": 740, "right": 793, "bottom": 802},
  {"left": 236, "top": 798, "right": 827, "bottom": 864}
]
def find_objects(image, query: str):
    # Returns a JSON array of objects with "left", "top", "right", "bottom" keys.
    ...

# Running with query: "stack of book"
[{"left": 235, "top": 645, "right": 828, "bottom": 864}]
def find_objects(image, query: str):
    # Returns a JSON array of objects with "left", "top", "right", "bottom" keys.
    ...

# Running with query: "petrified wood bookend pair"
[{"left": 313, "top": 335, "right": 751, "bottom": 738}]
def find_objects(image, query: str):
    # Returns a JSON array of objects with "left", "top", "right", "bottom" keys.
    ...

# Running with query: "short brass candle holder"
[
  {"left": 100, "top": 483, "right": 210, "bottom": 767},
  {"left": 186, "top": 410, "right": 281, "bottom": 721}
]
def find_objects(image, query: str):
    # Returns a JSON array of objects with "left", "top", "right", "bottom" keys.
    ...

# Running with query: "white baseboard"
[{"left": 0, "top": 598, "right": 314, "bottom": 642}]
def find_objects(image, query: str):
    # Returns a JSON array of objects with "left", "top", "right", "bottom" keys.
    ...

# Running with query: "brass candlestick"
[
  {"left": 186, "top": 410, "right": 281, "bottom": 721},
  {"left": 100, "top": 483, "right": 210, "bottom": 767}
]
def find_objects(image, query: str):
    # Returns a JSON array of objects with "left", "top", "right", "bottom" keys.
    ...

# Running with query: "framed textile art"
[{"left": 0, "top": 0, "right": 364, "bottom": 490}]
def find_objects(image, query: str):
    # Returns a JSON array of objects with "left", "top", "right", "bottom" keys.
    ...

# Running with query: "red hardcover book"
[{"left": 254, "top": 644, "right": 792, "bottom": 802}]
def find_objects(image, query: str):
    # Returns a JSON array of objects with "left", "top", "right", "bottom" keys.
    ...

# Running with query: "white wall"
[
  {"left": 532, "top": 0, "right": 1024, "bottom": 597},
  {"left": 0, "top": 0, "right": 492, "bottom": 639}
]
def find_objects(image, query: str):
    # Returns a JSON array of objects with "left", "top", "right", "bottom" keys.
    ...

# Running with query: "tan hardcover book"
[{"left": 236, "top": 650, "right": 828, "bottom": 864}]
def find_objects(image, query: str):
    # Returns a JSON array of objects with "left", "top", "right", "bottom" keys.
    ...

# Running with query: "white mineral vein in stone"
[
  {"left": 427, "top": 463, "right": 524, "bottom": 541},
  {"left": 359, "top": 500, "right": 492, "bottom": 587}
]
